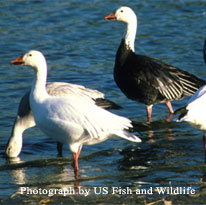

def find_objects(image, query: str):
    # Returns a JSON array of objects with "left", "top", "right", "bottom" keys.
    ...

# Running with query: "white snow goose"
[
  {"left": 176, "top": 38, "right": 206, "bottom": 156},
  {"left": 5, "top": 82, "right": 121, "bottom": 158},
  {"left": 104, "top": 6, "right": 206, "bottom": 121},
  {"left": 10, "top": 50, "right": 141, "bottom": 179}
]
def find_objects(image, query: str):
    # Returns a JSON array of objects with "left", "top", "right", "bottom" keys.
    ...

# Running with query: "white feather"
[
  {"left": 12, "top": 50, "right": 141, "bottom": 157},
  {"left": 179, "top": 85, "right": 206, "bottom": 130}
]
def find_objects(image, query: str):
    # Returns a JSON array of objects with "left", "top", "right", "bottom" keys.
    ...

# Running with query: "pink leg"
[
  {"left": 146, "top": 105, "right": 152, "bottom": 122},
  {"left": 165, "top": 113, "right": 173, "bottom": 122},
  {"left": 72, "top": 145, "right": 82, "bottom": 179},
  {"left": 165, "top": 101, "right": 174, "bottom": 114}
]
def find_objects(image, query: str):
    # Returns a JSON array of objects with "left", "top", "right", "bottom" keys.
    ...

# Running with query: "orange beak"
[
  {"left": 10, "top": 56, "right": 24, "bottom": 65},
  {"left": 104, "top": 12, "right": 117, "bottom": 21}
]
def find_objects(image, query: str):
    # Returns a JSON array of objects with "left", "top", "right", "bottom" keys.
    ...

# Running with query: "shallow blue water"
[{"left": 0, "top": 0, "right": 206, "bottom": 200}]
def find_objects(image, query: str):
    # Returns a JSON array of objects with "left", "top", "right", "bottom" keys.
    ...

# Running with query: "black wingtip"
[
  {"left": 174, "top": 106, "right": 188, "bottom": 120},
  {"left": 94, "top": 98, "right": 122, "bottom": 110}
]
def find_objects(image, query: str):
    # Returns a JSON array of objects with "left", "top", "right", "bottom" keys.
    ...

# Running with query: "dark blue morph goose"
[{"left": 105, "top": 6, "right": 205, "bottom": 121}]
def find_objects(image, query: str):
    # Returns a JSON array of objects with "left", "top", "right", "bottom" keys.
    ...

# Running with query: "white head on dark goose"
[
  {"left": 10, "top": 50, "right": 141, "bottom": 178},
  {"left": 105, "top": 6, "right": 205, "bottom": 121},
  {"left": 105, "top": 6, "right": 137, "bottom": 52}
]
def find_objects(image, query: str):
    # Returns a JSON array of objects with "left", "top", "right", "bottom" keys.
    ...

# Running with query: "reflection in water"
[
  {"left": 6, "top": 156, "right": 82, "bottom": 197},
  {"left": 132, "top": 116, "right": 176, "bottom": 142},
  {"left": 146, "top": 128, "right": 174, "bottom": 143},
  {"left": 7, "top": 157, "right": 27, "bottom": 185},
  {"left": 118, "top": 124, "right": 206, "bottom": 193}
]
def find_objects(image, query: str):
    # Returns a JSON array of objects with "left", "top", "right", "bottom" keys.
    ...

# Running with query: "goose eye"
[
  {"left": 29, "top": 54, "right": 32, "bottom": 57},
  {"left": 120, "top": 10, "right": 123, "bottom": 12}
]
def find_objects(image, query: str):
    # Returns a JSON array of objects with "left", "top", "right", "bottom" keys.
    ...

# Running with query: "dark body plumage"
[{"left": 114, "top": 39, "right": 206, "bottom": 107}]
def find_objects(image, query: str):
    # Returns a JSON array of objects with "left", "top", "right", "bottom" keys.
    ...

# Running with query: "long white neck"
[
  {"left": 6, "top": 114, "right": 35, "bottom": 158},
  {"left": 125, "top": 18, "right": 137, "bottom": 52},
  {"left": 30, "top": 61, "right": 48, "bottom": 102}
]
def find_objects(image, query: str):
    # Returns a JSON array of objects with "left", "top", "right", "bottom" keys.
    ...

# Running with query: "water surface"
[{"left": 0, "top": 0, "right": 206, "bottom": 203}]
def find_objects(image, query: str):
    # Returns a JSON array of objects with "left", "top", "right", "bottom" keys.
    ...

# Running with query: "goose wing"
[
  {"left": 43, "top": 95, "right": 140, "bottom": 144},
  {"left": 46, "top": 82, "right": 104, "bottom": 101},
  {"left": 129, "top": 54, "right": 205, "bottom": 100}
]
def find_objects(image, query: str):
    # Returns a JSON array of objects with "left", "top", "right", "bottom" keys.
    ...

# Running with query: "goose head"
[
  {"left": 105, "top": 6, "right": 137, "bottom": 52},
  {"left": 104, "top": 6, "right": 137, "bottom": 25},
  {"left": 11, "top": 50, "right": 46, "bottom": 69}
]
